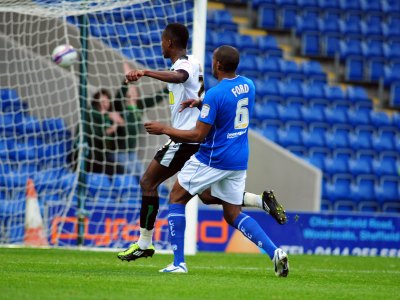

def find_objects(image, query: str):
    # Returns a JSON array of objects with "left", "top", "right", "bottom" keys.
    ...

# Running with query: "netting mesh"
[{"left": 0, "top": 0, "right": 195, "bottom": 249}]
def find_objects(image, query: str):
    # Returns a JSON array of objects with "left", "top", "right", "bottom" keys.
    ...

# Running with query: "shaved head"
[{"left": 214, "top": 45, "right": 240, "bottom": 73}]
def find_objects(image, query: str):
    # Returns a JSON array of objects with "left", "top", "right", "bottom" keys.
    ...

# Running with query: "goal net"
[{"left": 0, "top": 0, "right": 206, "bottom": 252}]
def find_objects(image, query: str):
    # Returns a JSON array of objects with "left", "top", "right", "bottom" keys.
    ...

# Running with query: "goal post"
[{"left": 0, "top": 0, "right": 207, "bottom": 255}]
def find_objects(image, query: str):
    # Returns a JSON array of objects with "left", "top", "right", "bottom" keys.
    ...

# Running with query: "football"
[{"left": 51, "top": 44, "right": 79, "bottom": 67}]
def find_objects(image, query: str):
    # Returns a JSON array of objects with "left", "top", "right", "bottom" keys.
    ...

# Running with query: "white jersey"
[{"left": 168, "top": 55, "right": 202, "bottom": 130}]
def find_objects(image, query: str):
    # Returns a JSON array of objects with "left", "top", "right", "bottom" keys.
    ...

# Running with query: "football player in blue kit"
[{"left": 144, "top": 45, "right": 289, "bottom": 277}]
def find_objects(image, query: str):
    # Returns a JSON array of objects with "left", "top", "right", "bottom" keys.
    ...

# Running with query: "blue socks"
[
  {"left": 168, "top": 203, "right": 186, "bottom": 266},
  {"left": 233, "top": 212, "right": 277, "bottom": 259}
]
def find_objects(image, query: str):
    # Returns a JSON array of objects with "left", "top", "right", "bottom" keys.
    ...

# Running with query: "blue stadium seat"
[
  {"left": 257, "top": 57, "right": 283, "bottom": 80},
  {"left": 258, "top": 5, "right": 277, "bottom": 29},
  {"left": 318, "top": 0, "right": 341, "bottom": 16},
  {"left": 238, "top": 54, "right": 259, "bottom": 78},
  {"left": 362, "top": 20, "right": 384, "bottom": 41},
  {"left": 302, "top": 127, "right": 326, "bottom": 148},
  {"left": 349, "top": 127, "right": 373, "bottom": 150},
  {"left": 340, "top": 16, "right": 363, "bottom": 39},
  {"left": 324, "top": 106, "right": 348, "bottom": 125},
  {"left": 86, "top": 172, "right": 112, "bottom": 199},
  {"left": 367, "top": 59, "right": 385, "bottom": 82},
  {"left": 383, "top": 1, "right": 400, "bottom": 18},
  {"left": 326, "top": 175, "right": 356, "bottom": 210},
  {"left": 383, "top": 41, "right": 400, "bottom": 64},
  {"left": 346, "top": 86, "right": 372, "bottom": 109},
  {"left": 235, "top": 35, "right": 259, "bottom": 54},
  {"left": 295, "top": 15, "right": 319, "bottom": 37},
  {"left": 277, "top": 103, "right": 303, "bottom": 122},
  {"left": 0, "top": 88, "right": 23, "bottom": 113},
  {"left": 372, "top": 128, "right": 396, "bottom": 151},
  {"left": 260, "top": 123, "right": 280, "bottom": 142},
  {"left": 277, "top": 126, "right": 304, "bottom": 150},
  {"left": 207, "top": 9, "right": 238, "bottom": 32},
  {"left": 353, "top": 175, "right": 379, "bottom": 212},
  {"left": 369, "top": 111, "right": 392, "bottom": 127},
  {"left": 279, "top": 80, "right": 304, "bottom": 103},
  {"left": 339, "top": 39, "right": 363, "bottom": 62},
  {"left": 324, "top": 154, "right": 349, "bottom": 176},
  {"left": 300, "top": 105, "right": 325, "bottom": 123},
  {"left": 363, "top": 39, "right": 385, "bottom": 60},
  {"left": 372, "top": 152, "right": 399, "bottom": 177},
  {"left": 41, "top": 117, "right": 71, "bottom": 141},
  {"left": 322, "top": 35, "right": 341, "bottom": 57},
  {"left": 345, "top": 57, "right": 364, "bottom": 81},
  {"left": 339, "top": 0, "right": 362, "bottom": 16},
  {"left": 347, "top": 108, "right": 371, "bottom": 126},
  {"left": 279, "top": 60, "right": 303, "bottom": 81},
  {"left": 376, "top": 177, "right": 400, "bottom": 212},
  {"left": 253, "top": 102, "right": 279, "bottom": 122},
  {"left": 325, "top": 127, "right": 350, "bottom": 150},
  {"left": 324, "top": 85, "right": 347, "bottom": 106},
  {"left": 301, "top": 61, "right": 327, "bottom": 83},
  {"left": 383, "top": 19, "right": 400, "bottom": 42},
  {"left": 360, "top": 0, "right": 383, "bottom": 16},
  {"left": 348, "top": 153, "right": 373, "bottom": 176},
  {"left": 301, "top": 33, "right": 320, "bottom": 56},
  {"left": 303, "top": 82, "right": 328, "bottom": 107},
  {"left": 277, "top": 0, "right": 298, "bottom": 29},
  {"left": 256, "top": 35, "right": 283, "bottom": 57},
  {"left": 390, "top": 83, "right": 400, "bottom": 108}
]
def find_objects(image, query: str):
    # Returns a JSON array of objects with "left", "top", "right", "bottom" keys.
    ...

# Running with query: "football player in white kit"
[{"left": 117, "top": 24, "right": 286, "bottom": 262}]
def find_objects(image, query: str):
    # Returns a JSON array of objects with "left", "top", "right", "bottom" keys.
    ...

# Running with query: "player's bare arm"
[
  {"left": 144, "top": 119, "right": 211, "bottom": 143},
  {"left": 179, "top": 98, "right": 202, "bottom": 112},
  {"left": 125, "top": 69, "right": 189, "bottom": 84}
]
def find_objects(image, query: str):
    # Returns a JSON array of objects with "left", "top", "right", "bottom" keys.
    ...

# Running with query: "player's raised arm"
[{"left": 125, "top": 69, "right": 188, "bottom": 84}]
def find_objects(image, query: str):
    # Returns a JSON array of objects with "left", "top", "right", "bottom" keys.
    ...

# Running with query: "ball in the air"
[{"left": 51, "top": 44, "right": 79, "bottom": 67}]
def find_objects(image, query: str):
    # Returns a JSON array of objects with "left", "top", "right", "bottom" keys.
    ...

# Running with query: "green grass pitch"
[{"left": 1, "top": 248, "right": 399, "bottom": 300}]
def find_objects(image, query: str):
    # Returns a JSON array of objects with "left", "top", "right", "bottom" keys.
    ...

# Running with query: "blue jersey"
[{"left": 195, "top": 76, "right": 255, "bottom": 170}]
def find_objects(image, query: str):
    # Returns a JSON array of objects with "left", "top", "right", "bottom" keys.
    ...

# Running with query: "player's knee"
[
  {"left": 139, "top": 176, "right": 158, "bottom": 192},
  {"left": 223, "top": 210, "right": 236, "bottom": 226}
]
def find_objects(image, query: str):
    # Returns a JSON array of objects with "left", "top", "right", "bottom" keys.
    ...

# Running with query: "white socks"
[
  {"left": 243, "top": 192, "right": 263, "bottom": 209},
  {"left": 137, "top": 228, "right": 154, "bottom": 249}
]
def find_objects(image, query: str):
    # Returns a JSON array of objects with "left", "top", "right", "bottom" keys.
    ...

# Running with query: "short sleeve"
[
  {"left": 174, "top": 59, "right": 193, "bottom": 78},
  {"left": 198, "top": 89, "right": 217, "bottom": 125}
]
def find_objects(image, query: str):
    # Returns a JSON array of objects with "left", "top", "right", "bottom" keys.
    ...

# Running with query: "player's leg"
[
  {"left": 198, "top": 189, "right": 287, "bottom": 225},
  {"left": 214, "top": 171, "right": 289, "bottom": 277},
  {"left": 159, "top": 179, "right": 192, "bottom": 273},
  {"left": 117, "top": 159, "right": 177, "bottom": 261}
]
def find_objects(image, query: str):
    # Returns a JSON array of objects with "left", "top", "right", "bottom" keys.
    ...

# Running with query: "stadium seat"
[
  {"left": 303, "top": 82, "right": 328, "bottom": 107},
  {"left": 301, "top": 61, "right": 327, "bottom": 83},
  {"left": 390, "top": 83, "right": 400, "bottom": 108},
  {"left": 207, "top": 9, "right": 238, "bottom": 32},
  {"left": 345, "top": 86, "right": 372, "bottom": 109},
  {"left": 257, "top": 57, "right": 283, "bottom": 80},
  {"left": 372, "top": 128, "right": 396, "bottom": 151},
  {"left": 325, "top": 127, "right": 350, "bottom": 150},
  {"left": 369, "top": 111, "right": 392, "bottom": 127},
  {"left": 0, "top": 88, "right": 23, "bottom": 113},
  {"left": 277, "top": 103, "right": 303, "bottom": 122},
  {"left": 301, "top": 33, "right": 320, "bottom": 56},
  {"left": 372, "top": 152, "right": 399, "bottom": 177},
  {"left": 300, "top": 105, "right": 325, "bottom": 123},
  {"left": 338, "top": 39, "right": 363, "bottom": 62},
  {"left": 279, "top": 80, "right": 304, "bottom": 103},
  {"left": 324, "top": 106, "right": 348, "bottom": 125},
  {"left": 324, "top": 153, "right": 349, "bottom": 176},
  {"left": 349, "top": 127, "right": 373, "bottom": 150},
  {"left": 345, "top": 57, "right": 364, "bottom": 81},
  {"left": 367, "top": 59, "right": 385, "bottom": 82},
  {"left": 277, "top": 125, "right": 304, "bottom": 148},
  {"left": 277, "top": 0, "right": 298, "bottom": 29},
  {"left": 253, "top": 102, "right": 279, "bottom": 122},
  {"left": 258, "top": 5, "right": 277, "bottom": 29},
  {"left": 256, "top": 35, "right": 283, "bottom": 57},
  {"left": 375, "top": 177, "right": 400, "bottom": 212},
  {"left": 326, "top": 175, "right": 356, "bottom": 211},
  {"left": 235, "top": 35, "right": 259, "bottom": 54},
  {"left": 86, "top": 172, "right": 113, "bottom": 199},
  {"left": 347, "top": 108, "right": 371, "bottom": 126},
  {"left": 348, "top": 153, "right": 373, "bottom": 176}
]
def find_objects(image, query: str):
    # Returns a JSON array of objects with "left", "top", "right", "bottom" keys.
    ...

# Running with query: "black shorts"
[{"left": 154, "top": 140, "right": 200, "bottom": 172}]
